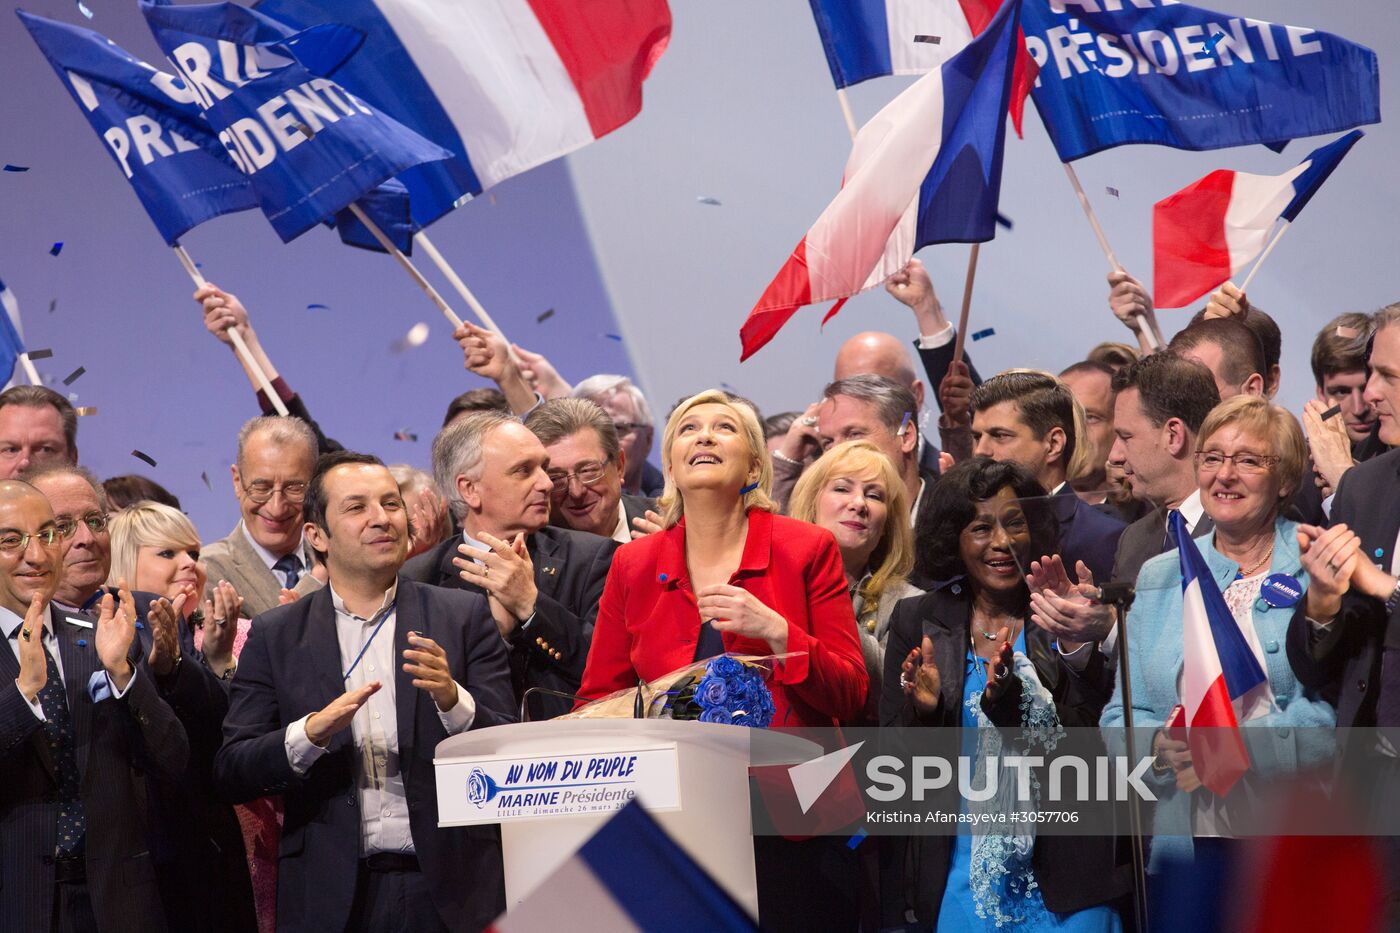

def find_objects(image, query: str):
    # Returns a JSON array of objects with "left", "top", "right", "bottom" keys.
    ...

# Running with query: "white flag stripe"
[
  {"left": 493, "top": 856, "right": 642, "bottom": 933},
  {"left": 805, "top": 66, "right": 947, "bottom": 300},
  {"left": 372, "top": 0, "right": 592, "bottom": 189},
  {"left": 1179, "top": 577, "right": 1216, "bottom": 721},
  {"left": 885, "top": 0, "right": 972, "bottom": 75},
  {"left": 1223, "top": 161, "right": 1310, "bottom": 274}
]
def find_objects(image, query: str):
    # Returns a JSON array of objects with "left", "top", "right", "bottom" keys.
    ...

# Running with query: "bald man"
[{"left": 832, "top": 331, "right": 944, "bottom": 476}]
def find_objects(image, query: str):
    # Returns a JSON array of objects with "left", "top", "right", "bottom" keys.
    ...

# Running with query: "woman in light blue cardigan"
[{"left": 1101, "top": 396, "right": 1336, "bottom": 870}]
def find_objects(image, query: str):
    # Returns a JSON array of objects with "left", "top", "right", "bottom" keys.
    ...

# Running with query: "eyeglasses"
[
  {"left": 0, "top": 527, "right": 61, "bottom": 553},
  {"left": 241, "top": 480, "right": 308, "bottom": 504},
  {"left": 547, "top": 461, "right": 610, "bottom": 491},
  {"left": 54, "top": 511, "right": 109, "bottom": 538},
  {"left": 1194, "top": 451, "right": 1279, "bottom": 474}
]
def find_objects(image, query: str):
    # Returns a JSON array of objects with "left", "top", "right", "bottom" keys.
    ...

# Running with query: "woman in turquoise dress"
[{"left": 881, "top": 457, "right": 1129, "bottom": 930}]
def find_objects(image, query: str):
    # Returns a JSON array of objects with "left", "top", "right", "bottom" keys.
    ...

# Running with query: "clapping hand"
[
  {"left": 1297, "top": 523, "right": 1362, "bottom": 621},
  {"left": 406, "top": 487, "right": 449, "bottom": 558},
  {"left": 304, "top": 682, "right": 381, "bottom": 748},
  {"left": 15, "top": 593, "right": 48, "bottom": 702},
  {"left": 147, "top": 591, "right": 186, "bottom": 678},
  {"left": 402, "top": 632, "right": 458, "bottom": 711},
  {"left": 1027, "top": 555, "right": 1114, "bottom": 651},
  {"left": 201, "top": 580, "right": 244, "bottom": 676},
  {"left": 900, "top": 635, "right": 941, "bottom": 716},
  {"left": 1303, "top": 399, "right": 1354, "bottom": 494},
  {"left": 982, "top": 631, "right": 1014, "bottom": 703},
  {"left": 454, "top": 533, "right": 538, "bottom": 637},
  {"left": 95, "top": 584, "right": 138, "bottom": 692}
]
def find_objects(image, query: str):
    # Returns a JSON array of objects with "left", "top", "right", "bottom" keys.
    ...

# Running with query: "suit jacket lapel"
[
  {"left": 54, "top": 608, "right": 97, "bottom": 779},
  {"left": 0, "top": 625, "right": 56, "bottom": 780},
  {"left": 306, "top": 589, "right": 350, "bottom": 725},
  {"left": 392, "top": 583, "right": 417, "bottom": 764},
  {"left": 435, "top": 538, "right": 465, "bottom": 589},
  {"left": 922, "top": 587, "right": 970, "bottom": 717},
  {"left": 230, "top": 522, "right": 279, "bottom": 612},
  {"left": 531, "top": 531, "right": 565, "bottom": 601}
]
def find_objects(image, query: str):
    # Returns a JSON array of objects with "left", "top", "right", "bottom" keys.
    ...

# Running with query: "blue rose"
[
  {"left": 709, "top": 656, "right": 743, "bottom": 679},
  {"left": 698, "top": 676, "right": 729, "bottom": 707},
  {"left": 698, "top": 707, "right": 731, "bottom": 724}
]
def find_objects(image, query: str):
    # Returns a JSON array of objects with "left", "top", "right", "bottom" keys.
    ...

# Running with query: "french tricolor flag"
[
  {"left": 486, "top": 801, "right": 757, "bottom": 932},
  {"left": 741, "top": 0, "right": 1019, "bottom": 361},
  {"left": 1152, "top": 130, "right": 1363, "bottom": 309},
  {"left": 1171, "top": 512, "right": 1274, "bottom": 798}
]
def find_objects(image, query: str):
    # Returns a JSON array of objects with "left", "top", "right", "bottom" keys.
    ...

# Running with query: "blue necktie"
[
  {"left": 32, "top": 634, "right": 86, "bottom": 857},
  {"left": 274, "top": 553, "right": 302, "bottom": 589}
]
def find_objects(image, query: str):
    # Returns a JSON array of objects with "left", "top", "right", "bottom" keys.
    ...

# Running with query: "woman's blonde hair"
[
  {"left": 789, "top": 440, "right": 914, "bottom": 618},
  {"left": 656, "top": 389, "right": 776, "bottom": 528},
  {"left": 107, "top": 501, "right": 202, "bottom": 588},
  {"left": 1196, "top": 395, "right": 1307, "bottom": 498}
]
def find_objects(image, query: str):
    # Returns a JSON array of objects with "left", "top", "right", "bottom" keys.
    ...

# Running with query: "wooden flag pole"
[
  {"left": 413, "top": 232, "right": 510, "bottom": 337},
  {"left": 1062, "top": 163, "right": 1161, "bottom": 351},
  {"left": 346, "top": 203, "right": 465, "bottom": 330},
  {"left": 172, "top": 245, "right": 289, "bottom": 417},
  {"left": 952, "top": 244, "right": 980, "bottom": 366},
  {"left": 835, "top": 88, "right": 859, "bottom": 140},
  {"left": 1237, "top": 220, "right": 1291, "bottom": 296}
]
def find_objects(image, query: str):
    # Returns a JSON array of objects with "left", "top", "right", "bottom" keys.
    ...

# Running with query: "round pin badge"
[{"left": 1261, "top": 573, "right": 1303, "bottom": 609}]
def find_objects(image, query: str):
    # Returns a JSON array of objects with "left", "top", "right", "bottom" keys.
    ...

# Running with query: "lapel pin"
[{"left": 77, "top": 639, "right": 87, "bottom": 648}]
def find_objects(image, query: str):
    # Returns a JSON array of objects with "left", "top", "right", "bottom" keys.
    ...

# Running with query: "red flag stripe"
[
  {"left": 739, "top": 238, "right": 813, "bottom": 361},
  {"left": 1153, "top": 168, "right": 1235, "bottom": 309},
  {"left": 1188, "top": 677, "right": 1251, "bottom": 797}
]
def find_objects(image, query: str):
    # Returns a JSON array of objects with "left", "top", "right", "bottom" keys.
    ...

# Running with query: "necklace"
[{"left": 1234, "top": 539, "right": 1275, "bottom": 578}]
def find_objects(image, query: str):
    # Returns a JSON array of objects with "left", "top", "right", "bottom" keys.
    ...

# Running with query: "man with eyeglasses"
[
  {"left": 524, "top": 399, "right": 657, "bottom": 544},
  {"left": 404, "top": 411, "right": 619, "bottom": 720},
  {"left": 0, "top": 478, "right": 188, "bottom": 933},
  {"left": 24, "top": 463, "right": 259, "bottom": 930},
  {"left": 202, "top": 416, "right": 323, "bottom": 618},
  {"left": 572, "top": 375, "right": 663, "bottom": 497}
]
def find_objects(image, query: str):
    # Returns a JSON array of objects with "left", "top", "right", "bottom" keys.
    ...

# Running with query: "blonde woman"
[
  {"left": 790, "top": 440, "right": 921, "bottom": 724},
  {"left": 578, "top": 388, "right": 867, "bottom": 932},
  {"left": 109, "top": 503, "right": 280, "bottom": 933}
]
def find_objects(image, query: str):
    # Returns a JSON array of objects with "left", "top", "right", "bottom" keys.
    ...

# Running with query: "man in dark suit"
[
  {"left": 968, "top": 371, "right": 1127, "bottom": 584},
  {"left": 524, "top": 398, "right": 657, "bottom": 544},
  {"left": 0, "top": 478, "right": 188, "bottom": 933},
  {"left": 215, "top": 451, "right": 516, "bottom": 933},
  {"left": 25, "top": 463, "right": 255, "bottom": 932},
  {"left": 404, "top": 412, "right": 618, "bottom": 720},
  {"left": 1027, "top": 354, "right": 1220, "bottom": 674}
]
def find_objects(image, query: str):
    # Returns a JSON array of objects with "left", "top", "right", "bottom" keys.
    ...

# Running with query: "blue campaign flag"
[
  {"left": 0, "top": 278, "right": 24, "bottom": 386},
  {"left": 1022, "top": 1, "right": 1380, "bottom": 161},
  {"left": 139, "top": 0, "right": 452, "bottom": 243},
  {"left": 254, "top": 0, "right": 483, "bottom": 230},
  {"left": 17, "top": 10, "right": 259, "bottom": 246},
  {"left": 332, "top": 178, "right": 415, "bottom": 253}
]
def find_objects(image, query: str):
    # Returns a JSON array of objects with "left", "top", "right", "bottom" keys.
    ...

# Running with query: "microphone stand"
[{"left": 1096, "top": 582, "right": 1150, "bottom": 933}]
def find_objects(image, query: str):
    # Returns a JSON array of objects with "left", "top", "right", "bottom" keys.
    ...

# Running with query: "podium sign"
[{"left": 436, "top": 745, "right": 681, "bottom": 825}]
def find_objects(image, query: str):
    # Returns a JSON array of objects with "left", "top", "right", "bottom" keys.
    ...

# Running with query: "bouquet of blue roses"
[{"left": 563, "top": 653, "right": 793, "bottom": 728}]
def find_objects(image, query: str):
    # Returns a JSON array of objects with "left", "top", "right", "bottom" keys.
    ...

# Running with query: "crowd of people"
[{"left": 2, "top": 255, "right": 1398, "bottom": 933}]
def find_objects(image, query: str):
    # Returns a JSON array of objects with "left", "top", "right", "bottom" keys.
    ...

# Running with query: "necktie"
[
  {"left": 34, "top": 635, "right": 86, "bottom": 857},
  {"left": 273, "top": 553, "right": 302, "bottom": 589}
]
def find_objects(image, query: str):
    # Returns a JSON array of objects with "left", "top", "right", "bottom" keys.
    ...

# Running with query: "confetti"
[
  {"left": 131, "top": 450, "right": 157, "bottom": 467},
  {"left": 49, "top": 242, "right": 63, "bottom": 257},
  {"left": 393, "top": 430, "right": 418, "bottom": 442},
  {"left": 536, "top": 308, "right": 555, "bottom": 323},
  {"left": 77, "top": 0, "right": 93, "bottom": 19},
  {"left": 75, "top": 407, "right": 96, "bottom": 417},
  {"left": 392, "top": 322, "right": 430, "bottom": 352},
  {"left": 1203, "top": 30, "right": 1225, "bottom": 56},
  {"left": 601, "top": 333, "right": 623, "bottom": 342},
  {"left": 898, "top": 411, "right": 912, "bottom": 435},
  {"left": 913, "top": 34, "right": 941, "bottom": 44},
  {"left": 1105, "top": 186, "right": 1120, "bottom": 198},
  {"left": 3, "top": 165, "right": 29, "bottom": 173},
  {"left": 295, "top": 123, "right": 315, "bottom": 140},
  {"left": 971, "top": 327, "right": 996, "bottom": 341},
  {"left": 61, "top": 366, "right": 85, "bottom": 386},
  {"left": 1321, "top": 404, "right": 1343, "bottom": 421},
  {"left": 1336, "top": 325, "right": 1361, "bottom": 339},
  {"left": 201, "top": 471, "right": 211, "bottom": 490},
  {"left": 306, "top": 303, "right": 330, "bottom": 311},
  {"left": 25, "top": 348, "right": 53, "bottom": 361},
  {"left": 995, "top": 212, "right": 1014, "bottom": 230},
  {"left": 48, "top": 299, "right": 56, "bottom": 314},
  {"left": 696, "top": 196, "right": 722, "bottom": 206},
  {"left": 67, "top": 393, "right": 78, "bottom": 403},
  {"left": 847, "top": 829, "right": 869, "bottom": 850}
]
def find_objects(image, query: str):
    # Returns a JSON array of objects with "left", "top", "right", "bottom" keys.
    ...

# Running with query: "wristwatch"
[
  {"left": 219, "top": 664, "right": 238, "bottom": 682},
  {"left": 1384, "top": 577, "right": 1400, "bottom": 616}
]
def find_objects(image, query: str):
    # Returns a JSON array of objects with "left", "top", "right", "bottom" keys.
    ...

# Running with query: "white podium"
[{"left": 435, "top": 720, "right": 820, "bottom": 918}]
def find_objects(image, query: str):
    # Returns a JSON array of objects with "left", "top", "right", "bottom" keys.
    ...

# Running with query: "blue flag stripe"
[
  {"left": 806, "top": 0, "right": 893, "bottom": 89},
  {"left": 1281, "top": 130, "right": 1363, "bottom": 222}
]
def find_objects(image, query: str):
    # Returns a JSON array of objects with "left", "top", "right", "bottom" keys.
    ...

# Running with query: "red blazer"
[{"left": 578, "top": 509, "right": 867, "bottom": 727}]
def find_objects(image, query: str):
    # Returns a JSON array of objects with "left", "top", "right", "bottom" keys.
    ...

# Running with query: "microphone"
[
  {"left": 633, "top": 678, "right": 647, "bottom": 719},
  {"left": 518, "top": 687, "right": 590, "bottom": 723},
  {"left": 1090, "top": 581, "right": 1136, "bottom": 609}
]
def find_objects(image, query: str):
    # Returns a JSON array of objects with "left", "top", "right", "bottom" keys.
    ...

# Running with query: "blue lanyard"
[{"left": 342, "top": 602, "right": 396, "bottom": 683}]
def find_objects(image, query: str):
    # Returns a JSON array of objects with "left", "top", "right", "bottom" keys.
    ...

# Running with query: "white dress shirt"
[
  {"left": 240, "top": 522, "right": 305, "bottom": 588},
  {"left": 283, "top": 582, "right": 475, "bottom": 855},
  {"left": 3, "top": 604, "right": 134, "bottom": 719},
  {"left": 609, "top": 505, "right": 631, "bottom": 546}
]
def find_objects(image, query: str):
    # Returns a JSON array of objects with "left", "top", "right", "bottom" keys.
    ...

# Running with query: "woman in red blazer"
[
  {"left": 577, "top": 388, "right": 867, "bottom": 933},
  {"left": 578, "top": 389, "right": 866, "bottom": 728}
]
